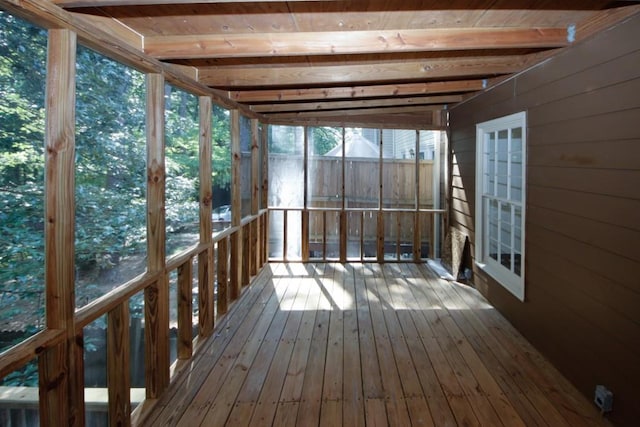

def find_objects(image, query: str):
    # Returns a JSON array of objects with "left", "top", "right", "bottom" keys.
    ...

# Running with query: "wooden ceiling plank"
[
  {"left": 250, "top": 95, "right": 463, "bottom": 113},
  {"left": 54, "top": 0, "right": 341, "bottom": 8},
  {"left": 266, "top": 105, "right": 446, "bottom": 118},
  {"left": 231, "top": 80, "right": 484, "bottom": 102},
  {"left": 144, "top": 27, "right": 569, "bottom": 59},
  {"left": 199, "top": 56, "right": 526, "bottom": 87},
  {"left": 0, "top": 0, "right": 249, "bottom": 112}
]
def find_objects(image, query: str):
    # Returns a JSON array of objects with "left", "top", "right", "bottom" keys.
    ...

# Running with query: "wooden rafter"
[
  {"left": 250, "top": 95, "right": 463, "bottom": 113},
  {"left": 230, "top": 80, "right": 485, "bottom": 103},
  {"left": 200, "top": 56, "right": 526, "bottom": 87},
  {"left": 144, "top": 28, "right": 569, "bottom": 59},
  {"left": 53, "top": 0, "right": 338, "bottom": 7},
  {"left": 266, "top": 105, "right": 445, "bottom": 118}
]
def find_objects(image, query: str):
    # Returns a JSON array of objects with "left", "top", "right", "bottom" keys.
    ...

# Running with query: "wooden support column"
[
  {"left": 261, "top": 125, "right": 269, "bottom": 266},
  {"left": 177, "top": 261, "right": 193, "bottom": 359},
  {"left": 301, "top": 126, "right": 309, "bottom": 261},
  {"left": 250, "top": 119, "right": 259, "bottom": 276},
  {"left": 377, "top": 129, "right": 385, "bottom": 263},
  {"left": 217, "top": 237, "right": 229, "bottom": 315},
  {"left": 107, "top": 302, "right": 131, "bottom": 426},
  {"left": 413, "top": 130, "right": 422, "bottom": 262},
  {"left": 230, "top": 110, "right": 242, "bottom": 300},
  {"left": 145, "top": 73, "right": 169, "bottom": 398},
  {"left": 198, "top": 96, "right": 214, "bottom": 336},
  {"left": 339, "top": 128, "right": 347, "bottom": 263},
  {"left": 41, "top": 28, "right": 82, "bottom": 427}
]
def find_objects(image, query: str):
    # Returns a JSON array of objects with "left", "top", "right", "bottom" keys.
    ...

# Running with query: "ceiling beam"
[
  {"left": 250, "top": 95, "right": 463, "bottom": 113},
  {"left": 144, "top": 28, "right": 569, "bottom": 60},
  {"left": 230, "top": 80, "right": 485, "bottom": 103},
  {"left": 266, "top": 105, "right": 445, "bottom": 118},
  {"left": 199, "top": 56, "right": 527, "bottom": 87},
  {"left": 54, "top": 0, "right": 339, "bottom": 8}
]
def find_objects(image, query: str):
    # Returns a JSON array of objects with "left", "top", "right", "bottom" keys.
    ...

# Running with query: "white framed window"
[{"left": 475, "top": 112, "right": 526, "bottom": 301}]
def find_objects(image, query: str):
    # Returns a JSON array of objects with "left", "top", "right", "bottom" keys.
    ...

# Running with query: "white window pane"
[
  {"left": 497, "top": 177, "right": 508, "bottom": 198},
  {"left": 489, "top": 238, "right": 498, "bottom": 261},
  {"left": 500, "top": 244, "right": 512, "bottom": 270}
]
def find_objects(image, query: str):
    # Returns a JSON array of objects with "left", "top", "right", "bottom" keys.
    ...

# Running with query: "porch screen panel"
[
  {"left": 307, "top": 126, "right": 342, "bottom": 209},
  {"left": 164, "top": 84, "right": 199, "bottom": 258},
  {"left": 0, "top": 9, "right": 47, "bottom": 358},
  {"left": 381, "top": 129, "right": 416, "bottom": 209},
  {"left": 268, "top": 126, "right": 304, "bottom": 260},
  {"left": 212, "top": 105, "right": 231, "bottom": 234},
  {"left": 75, "top": 45, "right": 147, "bottom": 307},
  {"left": 240, "top": 115, "right": 252, "bottom": 218},
  {"left": 345, "top": 128, "right": 379, "bottom": 209}
]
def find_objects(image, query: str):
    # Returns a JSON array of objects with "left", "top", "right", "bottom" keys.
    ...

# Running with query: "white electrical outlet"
[{"left": 594, "top": 385, "right": 613, "bottom": 413}]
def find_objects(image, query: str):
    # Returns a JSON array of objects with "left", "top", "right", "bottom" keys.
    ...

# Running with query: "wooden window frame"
[{"left": 475, "top": 111, "right": 526, "bottom": 301}]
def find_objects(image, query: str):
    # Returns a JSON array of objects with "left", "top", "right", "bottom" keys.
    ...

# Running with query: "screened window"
[{"left": 476, "top": 112, "right": 526, "bottom": 301}]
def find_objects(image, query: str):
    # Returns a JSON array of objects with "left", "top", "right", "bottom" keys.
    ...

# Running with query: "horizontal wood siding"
[{"left": 449, "top": 12, "right": 640, "bottom": 426}]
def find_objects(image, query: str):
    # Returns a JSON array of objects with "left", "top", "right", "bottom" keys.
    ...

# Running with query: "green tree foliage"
[
  {"left": 0, "top": 11, "right": 47, "bottom": 339},
  {"left": 74, "top": 46, "right": 147, "bottom": 300},
  {"left": 311, "top": 126, "right": 341, "bottom": 155},
  {"left": 0, "top": 11, "right": 233, "bottom": 342}
]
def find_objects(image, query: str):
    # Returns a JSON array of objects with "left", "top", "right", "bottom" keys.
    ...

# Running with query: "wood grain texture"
[
  {"left": 145, "top": 73, "right": 170, "bottom": 399},
  {"left": 232, "top": 80, "right": 484, "bottom": 103},
  {"left": 138, "top": 263, "right": 610, "bottom": 426},
  {"left": 41, "top": 28, "right": 81, "bottom": 427},
  {"left": 107, "top": 302, "right": 131, "bottom": 426},
  {"left": 145, "top": 28, "right": 568, "bottom": 59},
  {"left": 198, "top": 56, "right": 526, "bottom": 87}
]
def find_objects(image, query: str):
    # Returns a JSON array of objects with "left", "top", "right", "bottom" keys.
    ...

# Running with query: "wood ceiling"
[{"left": 52, "top": 0, "right": 640, "bottom": 128}]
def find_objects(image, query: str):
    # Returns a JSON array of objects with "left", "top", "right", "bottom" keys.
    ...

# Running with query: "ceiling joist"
[
  {"left": 54, "top": 0, "right": 338, "bottom": 8},
  {"left": 144, "top": 27, "right": 570, "bottom": 60},
  {"left": 230, "top": 80, "right": 486, "bottom": 103},
  {"left": 250, "top": 95, "right": 463, "bottom": 113},
  {"left": 199, "top": 56, "right": 526, "bottom": 87}
]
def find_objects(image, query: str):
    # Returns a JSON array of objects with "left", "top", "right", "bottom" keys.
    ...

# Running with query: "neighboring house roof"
[{"left": 326, "top": 134, "right": 379, "bottom": 158}]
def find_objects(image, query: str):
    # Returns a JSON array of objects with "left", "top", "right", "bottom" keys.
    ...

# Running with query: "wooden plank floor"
[{"left": 142, "top": 263, "right": 611, "bottom": 427}]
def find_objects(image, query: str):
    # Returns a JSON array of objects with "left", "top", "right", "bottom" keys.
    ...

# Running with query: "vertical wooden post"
[
  {"left": 177, "top": 261, "right": 193, "bottom": 359},
  {"left": 217, "top": 237, "right": 229, "bottom": 315},
  {"left": 283, "top": 210, "right": 288, "bottom": 261},
  {"left": 198, "top": 96, "right": 214, "bottom": 336},
  {"left": 242, "top": 225, "right": 250, "bottom": 287},
  {"left": 302, "top": 127, "right": 310, "bottom": 261},
  {"left": 230, "top": 110, "right": 242, "bottom": 300},
  {"left": 414, "top": 130, "right": 422, "bottom": 262},
  {"left": 250, "top": 119, "right": 260, "bottom": 276},
  {"left": 322, "top": 211, "right": 327, "bottom": 261},
  {"left": 339, "top": 128, "right": 347, "bottom": 263},
  {"left": 301, "top": 210, "right": 310, "bottom": 261},
  {"left": 261, "top": 124, "right": 269, "bottom": 266},
  {"left": 41, "top": 28, "right": 82, "bottom": 427},
  {"left": 107, "top": 302, "right": 131, "bottom": 426},
  {"left": 145, "top": 73, "right": 169, "bottom": 398},
  {"left": 377, "top": 129, "right": 385, "bottom": 263}
]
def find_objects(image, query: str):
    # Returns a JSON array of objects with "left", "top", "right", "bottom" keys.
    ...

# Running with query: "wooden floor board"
[{"left": 142, "top": 262, "right": 610, "bottom": 427}]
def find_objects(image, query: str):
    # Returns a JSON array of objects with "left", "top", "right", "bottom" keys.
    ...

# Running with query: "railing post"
[
  {"left": 145, "top": 72, "right": 169, "bottom": 398},
  {"left": 302, "top": 210, "right": 310, "bottom": 261},
  {"left": 199, "top": 95, "right": 214, "bottom": 336},
  {"left": 177, "top": 261, "right": 193, "bottom": 359},
  {"left": 250, "top": 119, "right": 260, "bottom": 275},
  {"left": 107, "top": 302, "right": 131, "bottom": 425},
  {"left": 40, "top": 28, "right": 83, "bottom": 427},
  {"left": 230, "top": 110, "right": 242, "bottom": 300},
  {"left": 217, "top": 237, "right": 229, "bottom": 314}
]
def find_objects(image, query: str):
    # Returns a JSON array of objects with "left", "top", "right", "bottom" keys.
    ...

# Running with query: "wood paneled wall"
[{"left": 449, "top": 12, "right": 640, "bottom": 426}]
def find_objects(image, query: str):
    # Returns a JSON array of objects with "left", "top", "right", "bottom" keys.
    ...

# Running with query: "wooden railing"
[
  {"left": 268, "top": 207, "right": 444, "bottom": 263},
  {"left": 0, "top": 210, "right": 268, "bottom": 426}
]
